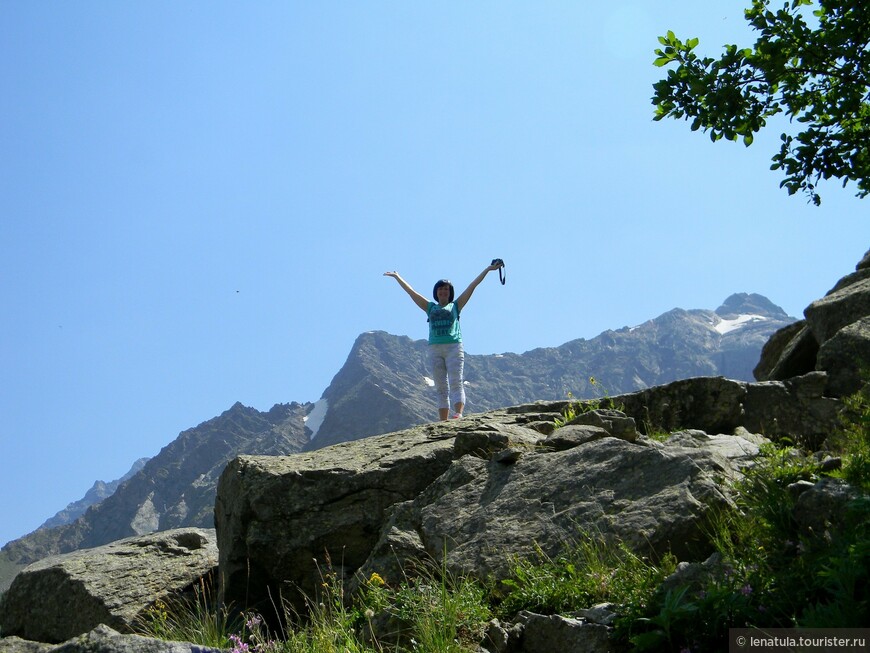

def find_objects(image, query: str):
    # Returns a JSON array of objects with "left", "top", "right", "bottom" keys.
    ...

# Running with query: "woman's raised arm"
[
  {"left": 455, "top": 263, "right": 501, "bottom": 311},
  {"left": 384, "top": 271, "right": 429, "bottom": 312}
]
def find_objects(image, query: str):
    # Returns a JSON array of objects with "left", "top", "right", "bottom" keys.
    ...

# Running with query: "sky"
[{"left": 1, "top": 1, "right": 867, "bottom": 548}]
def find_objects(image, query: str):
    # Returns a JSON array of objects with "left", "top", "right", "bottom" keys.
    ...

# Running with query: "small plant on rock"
[{"left": 554, "top": 377, "right": 622, "bottom": 429}]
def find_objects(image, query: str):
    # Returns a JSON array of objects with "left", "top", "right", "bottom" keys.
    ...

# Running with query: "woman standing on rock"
[{"left": 384, "top": 262, "right": 503, "bottom": 421}]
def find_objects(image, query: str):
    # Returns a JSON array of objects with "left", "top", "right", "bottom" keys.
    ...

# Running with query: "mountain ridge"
[
  {"left": 37, "top": 458, "right": 149, "bottom": 532},
  {"left": 305, "top": 292, "right": 795, "bottom": 449}
]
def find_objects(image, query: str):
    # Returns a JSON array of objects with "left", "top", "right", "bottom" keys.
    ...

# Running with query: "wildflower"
[
  {"left": 368, "top": 572, "right": 386, "bottom": 587},
  {"left": 246, "top": 614, "right": 263, "bottom": 630},
  {"left": 229, "top": 634, "right": 249, "bottom": 653},
  {"left": 740, "top": 584, "right": 753, "bottom": 596},
  {"left": 364, "top": 608, "right": 375, "bottom": 619}
]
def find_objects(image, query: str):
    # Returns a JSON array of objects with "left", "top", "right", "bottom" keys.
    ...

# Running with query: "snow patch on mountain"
[
  {"left": 305, "top": 398, "right": 329, "bottom": 440},
  {"left": 714, "top": 314, "right": 768, "bottom": 335}
]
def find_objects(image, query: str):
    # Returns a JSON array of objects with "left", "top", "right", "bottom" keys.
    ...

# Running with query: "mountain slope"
[
  {"left": 38, "top": 458, "right": 149, "bottom": 531},
  {"left": 2, "top": 402, "right": 309, "bottom": 565}
]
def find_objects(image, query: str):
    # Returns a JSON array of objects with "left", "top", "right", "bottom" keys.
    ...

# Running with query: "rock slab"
[{"left": 0, "top": 529, "right": 217, "bottom": 644}]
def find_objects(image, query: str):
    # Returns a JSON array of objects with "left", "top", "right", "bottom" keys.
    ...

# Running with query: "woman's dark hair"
[{"left": 433, "top": 279, "right": 455, "bottom": 302}]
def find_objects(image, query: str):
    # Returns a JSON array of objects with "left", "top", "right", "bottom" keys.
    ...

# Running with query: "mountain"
[
  {"left": 305, "top": 292, "right": 794, "bottom": 449},
  {"left": 37, "top": 458, "right": 149, "bottom": 531},
  {"left": 1, "top": 293, "right": 794, "bottom": 567},
  {"left": 1, "top": 402, "right": 310, "bottom": 568}
]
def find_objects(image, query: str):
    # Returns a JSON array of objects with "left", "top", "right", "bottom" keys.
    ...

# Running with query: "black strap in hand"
[{"left": 492, "top": 258, "right": 506, "bottom": 285}]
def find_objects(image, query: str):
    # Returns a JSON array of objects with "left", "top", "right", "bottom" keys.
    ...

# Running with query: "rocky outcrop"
[
  {"left": 0, "top": 529, "right": 217, "bottom": 644},
  {"left": 353, "top": 426, "right": 764, "bottom": 600},
  {"left": 214, "top": 373, "right": 836, "bottom": 616},
  {"left": 756, "top": 249, "right": 870, "bottom": 396},
  {"left": 616, "top": 372, "right": 839, "bottom": 449},
  {"left": 214, "top": 421, "right": 463, "bottom": 613},
  {"left": 0, "top": 625, "right": 222, "bottom": 653}
]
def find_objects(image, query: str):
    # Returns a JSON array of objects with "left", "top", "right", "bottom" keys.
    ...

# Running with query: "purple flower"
[{"left": 740, "top": 584, "right": 753, "bottom": 596}]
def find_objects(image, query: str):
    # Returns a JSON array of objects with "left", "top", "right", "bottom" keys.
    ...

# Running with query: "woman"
[{"left": 384, "top": 262, "right": 502, "bottom": 420}]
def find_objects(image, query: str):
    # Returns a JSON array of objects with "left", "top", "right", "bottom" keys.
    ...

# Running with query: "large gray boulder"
[
  {"left": 0, "top": 529, "right": 217, "bottom": 644},
  {"left": 214, "top": 419, "right": 488, "bottom": 612},
  {"left": 817, "top": 316, "right": 870, "bottom": 397},
  {"left": 756, "top": 249, "right": 870, "bottom": 396},
  {"left": 610, "top": 373, "right": 839, "bottom": 449},
  {"left": 354, "top": 428, "right": 764, "bottom": 594},
  {"left": 215, "top": 374, "right": 830, "bottom": 614}
]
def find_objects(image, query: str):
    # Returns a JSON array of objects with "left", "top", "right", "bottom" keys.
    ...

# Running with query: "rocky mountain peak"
[{"left": 715, "top": 293, "right": 790, "bottom": 319}]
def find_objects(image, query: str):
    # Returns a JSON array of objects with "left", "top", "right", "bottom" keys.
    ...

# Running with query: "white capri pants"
[{"left": 429, "top": 342, "right": 466, "bottom": 410}]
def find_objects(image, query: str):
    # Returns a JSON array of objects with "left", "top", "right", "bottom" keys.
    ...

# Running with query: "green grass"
[
  {"left": 496, "top": 535, "right": 676, "bottom": 622},
  {"left": 134, "top": 574, "right": 239, "bottom": 649}
]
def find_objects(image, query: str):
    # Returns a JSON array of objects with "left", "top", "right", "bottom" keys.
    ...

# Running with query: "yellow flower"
[{"left": 368, "top": 572, "right": 386, "bottom": 587}]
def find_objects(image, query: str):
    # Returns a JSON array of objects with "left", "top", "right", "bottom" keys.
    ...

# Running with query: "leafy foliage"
[{"left": 652, "top": 0, "right": 870, "bottom": 205}]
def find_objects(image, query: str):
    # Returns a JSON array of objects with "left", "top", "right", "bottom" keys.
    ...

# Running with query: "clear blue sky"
[{"left": 2, "top": 1, "right": 867, "bottom": 548}]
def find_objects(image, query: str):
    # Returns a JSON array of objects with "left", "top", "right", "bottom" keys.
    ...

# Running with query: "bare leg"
[{"left": 439, "top": 407, "right": 450, "bottom": 421}]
